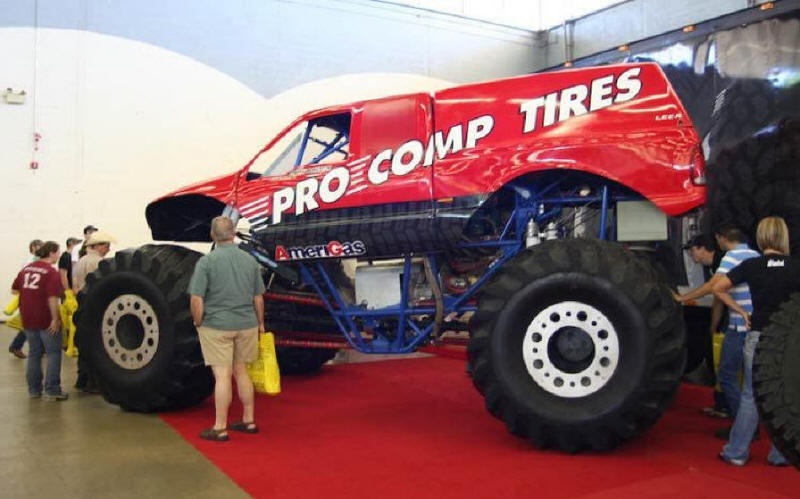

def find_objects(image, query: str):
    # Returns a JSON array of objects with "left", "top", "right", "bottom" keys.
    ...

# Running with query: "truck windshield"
[{"left": 251, "top": 112, "right": 351, "bottom": 177}]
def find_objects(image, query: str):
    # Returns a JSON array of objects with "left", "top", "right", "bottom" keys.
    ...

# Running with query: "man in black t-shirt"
[{"left": 58, "top": 237, "right": 81, "bottom": 291}]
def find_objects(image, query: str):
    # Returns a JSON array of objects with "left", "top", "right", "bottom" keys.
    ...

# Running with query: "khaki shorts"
[{"left": 197, "top": 326, "right": 258, "bottom": 366}]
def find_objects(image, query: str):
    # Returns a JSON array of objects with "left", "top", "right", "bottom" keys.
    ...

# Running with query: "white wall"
[{"left": 0, "top": 1, "right": 539, "bottom": 306}]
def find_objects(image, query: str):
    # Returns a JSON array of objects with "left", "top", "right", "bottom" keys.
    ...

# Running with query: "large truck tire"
[
  {"left": 74, "top": 245, "right": 212, "bottom": 412},
  {"left": 754, "top": 294, "right": 800, "bottom": 469},
  {"left": 707, "top": 119, "right": 800, "bottom": 250},
  {"left": 468, "top": 239, "right": 685, "bottom": 452}
]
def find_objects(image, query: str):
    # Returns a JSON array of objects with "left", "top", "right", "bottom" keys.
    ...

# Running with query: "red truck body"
[{"left": 146, "top": 62, "right": 705, "bottom": 258}]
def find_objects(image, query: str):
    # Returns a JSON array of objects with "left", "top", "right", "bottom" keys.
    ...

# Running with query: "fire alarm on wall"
[{"left": 3, "top": 88, "right": 26, "bottom": 105}]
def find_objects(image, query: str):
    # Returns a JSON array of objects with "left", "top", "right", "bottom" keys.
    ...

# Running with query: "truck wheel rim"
[
  {"left": 102, "top": 294, "right": 159, "bottom": 370},
  {"left": 522, "top": 301, "right": 620, "bottom": 398}
]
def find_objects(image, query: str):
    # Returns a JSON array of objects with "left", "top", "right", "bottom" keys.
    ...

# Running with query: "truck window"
[{"left": 249, "top": 113, "right": 351, "bottom": 178}]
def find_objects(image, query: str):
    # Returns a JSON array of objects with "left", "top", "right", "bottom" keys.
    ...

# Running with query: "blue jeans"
[
  {"left": 9, "top": 330, "right": 26, "bottom": 350},
  {"left": 722, "top": 331, "right": 787, "bottom": 465},
  {"left": 25, "top": 329, "right": 63, "bottom": 396},
  {"left": 718, "top": 329, "right": 745, "bottom": 417}
]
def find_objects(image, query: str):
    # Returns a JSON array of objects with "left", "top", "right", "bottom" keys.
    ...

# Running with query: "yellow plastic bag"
[
  {"left": 6, "top": 313, "right": 23, "bottom": 331},
  {"left": 4, "top": 296, "right": 23, "bottom": 331},
  {"left": 4, "top": 295, "right": 19, "bottom": 316},
  {"left": 247, "top": 332, "right": 281, "bottom": 395}
]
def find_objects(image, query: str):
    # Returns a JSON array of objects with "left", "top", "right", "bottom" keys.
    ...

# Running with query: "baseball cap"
[
  {"left": 683, "top": 234, "right": 715, "bottom": 251},
  {"left": 66, "top": 237, "right": 82, "bottom": 245},
  {"left": 83, "top": 225, "right": 98, "bottom": 234}
]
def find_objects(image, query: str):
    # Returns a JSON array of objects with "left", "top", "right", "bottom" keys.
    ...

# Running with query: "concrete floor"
[{"left": 0, "top": 324, "right": 250, "bottom": 499}]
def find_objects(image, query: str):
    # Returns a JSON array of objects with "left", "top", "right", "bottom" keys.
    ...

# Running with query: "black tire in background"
[
  {"left": 706, "top": 119, "right": 800, "bottom": 250},
  {"left": 754, "top": 294, "right": 800, "bottom": 469},
  {"left": 660, "top": 64, "right": 720, "bottom": 139},
  {"left": 706, "top": 79, "right": 779, "bottom": 157},
  {"left": 468, "top": 239, "right": 685, "bottom": 452},
  {"left": 74, "top": 245, "right": 212, "bottom": 412}
]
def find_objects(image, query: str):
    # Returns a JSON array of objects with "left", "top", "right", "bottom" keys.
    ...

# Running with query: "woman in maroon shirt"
[{"left": 12, "top": 241, "right": 67, "bottom": 400}]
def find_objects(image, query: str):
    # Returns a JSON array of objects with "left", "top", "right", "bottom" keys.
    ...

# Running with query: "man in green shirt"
[{"left": 189, "top": 216, "right": 266, "bottom": 441}]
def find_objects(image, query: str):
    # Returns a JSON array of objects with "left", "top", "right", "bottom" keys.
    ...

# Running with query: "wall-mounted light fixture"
[{"left": 2, "top": 88, "right": 26, "bottom": 104}]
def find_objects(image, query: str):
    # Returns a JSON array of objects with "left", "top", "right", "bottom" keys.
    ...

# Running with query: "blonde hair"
[{"left": 756, "top": 216, "right": 790, "bottom": 254}]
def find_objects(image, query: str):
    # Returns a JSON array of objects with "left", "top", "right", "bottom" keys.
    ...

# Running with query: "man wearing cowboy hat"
[
  {"left": 72, "top": 229, "right": 116, "bottom": 393},
  {"left": 73, "top": 230, "right": 116, "bottom": 294}
]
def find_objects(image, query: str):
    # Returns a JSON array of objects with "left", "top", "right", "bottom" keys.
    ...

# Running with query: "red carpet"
[{"left": 161, "top": 357, "right": 799, "bottom": 498}]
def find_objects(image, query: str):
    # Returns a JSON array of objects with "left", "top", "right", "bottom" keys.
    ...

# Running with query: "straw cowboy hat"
[{"left": 85, "top": 230, "right": 117, "bottom": 246}]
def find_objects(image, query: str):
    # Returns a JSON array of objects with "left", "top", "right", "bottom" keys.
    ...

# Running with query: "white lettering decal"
[
  {"left": 615, "top": 67, "right": 642, "bottom": 103},
  {"left": 272, "top": 187, "right": 294, "bottom": 224},
  {"left": 294, "top": 178, "right": 319, "bottom": 215},
  {"left": 433, "top": 124, "right": 463, "bottom": 160},
  {"left": 319, "top": 167, "right": 350, "bottom": 203},
  {"left": 520, "top": 96, "right": 545, "bottom": 133},
  {"left": 542, "top": 92, "right": 558, "bottom": 128},
  {"left": 519, "top": 67, "right": 643, "bottom": 133},
  {"left": 589, "top": 75, "right": 614, "bottom": 111},
  {"left": 423, "top": 135, "right": 436, "bottom": 166},
  {"left": 558, "top": 84, "right": 589, "bottom": 122},
  {"left": 465, "top": 115, "right": 494, "bottom": 148},
  {"left": 392, "top": 140, "right": 424, "bottom": 176},
  {"left": 368, "top": 149, "right": 392, "bottom": 185}
]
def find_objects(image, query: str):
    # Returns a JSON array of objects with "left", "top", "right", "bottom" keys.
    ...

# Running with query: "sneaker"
[
  {"left": 43, "top": 392, "right": 68, "bottom": 401},
  {"left": 768, "top": 460, "right": 790, "bottom": 467},
  {"left": 28, "top": 393, "right": 41, "bottom": 399},
  {"left": 9, "top": 348, "right": 26, "bottom": 359},
  {"left": 702, "top": 407, "right": 731, "bottom": 419},
  {"left": 719, "top": 452, "right": 747, "bottom": 466}
]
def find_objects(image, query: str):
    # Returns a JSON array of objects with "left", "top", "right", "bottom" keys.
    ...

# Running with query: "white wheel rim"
[
  {"left": 522, "top": 301, "right": 620, "bottom": 398},
  {"left": 101, "top": 294, "right": 159, "bottom": 370}
]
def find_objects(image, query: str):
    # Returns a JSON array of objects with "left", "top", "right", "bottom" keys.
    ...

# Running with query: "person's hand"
[
  {"left": 671, "top": 290, "right": 683, "bottom": 303},
  {"left": 745, "top": 314, "right": 752, "bottom": 331},
  {"left": 47, "top": 318, "right": 61, "bottom": 335},
  {"left": 258, "top": 324, "right": 265, "bottom": 333}
]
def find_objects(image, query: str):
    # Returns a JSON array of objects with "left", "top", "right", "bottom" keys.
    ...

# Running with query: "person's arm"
[
  {"left": 712, "top": 276, "right": 750, "bottom": 329},
  {"left": 253, "top": 294, "right": 264, "bottom": 332},
  {"left": 47, "top": 296, "right": 61, "bottom": 334},
  {"left": 59, "top": 269, "right": 69, "bottom": 292},
  {"left": 709, "top": 296, "right": 724, "bottom": 333},
  {"left": 190, "top": 295, "right": 204, "bottom": 328},
  {"left": 675, "top": 273, "right": 724, "bottom": 303}
]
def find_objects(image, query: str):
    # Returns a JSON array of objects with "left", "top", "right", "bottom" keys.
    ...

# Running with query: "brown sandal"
[
  {"left": 228, "top": 421, "right": 258, "bottom": 434},
  {"left": 199, "top": 428, "right": 229, "bottom": 441}
]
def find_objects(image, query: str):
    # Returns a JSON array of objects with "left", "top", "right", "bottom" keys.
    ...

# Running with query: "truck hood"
[{"left": 145, "top": 171, "right": 240, "bottom": 242}]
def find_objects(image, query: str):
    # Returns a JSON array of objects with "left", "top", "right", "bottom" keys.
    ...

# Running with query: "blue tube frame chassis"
[{"left": 267, "top": 181, "right": 640, "bottom": 354}]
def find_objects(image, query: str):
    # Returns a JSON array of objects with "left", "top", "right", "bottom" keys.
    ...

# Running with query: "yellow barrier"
[
  {"left": 4, "top": 293, "right": 78, "bottom": 357},
  {"left": 247, "top": 332, "right": 281, "bottom": 395},
  {"left": 60, "top": 290, "right": 79, "bottom": 357}
]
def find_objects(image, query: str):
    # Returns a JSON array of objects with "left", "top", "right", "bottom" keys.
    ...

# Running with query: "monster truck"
[{"left": 75, "top": 62, "right": 707, "bottom": 452}]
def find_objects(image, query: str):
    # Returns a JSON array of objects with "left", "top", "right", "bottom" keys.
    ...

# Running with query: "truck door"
[{"left": 238, "top": 95, "right": 436, "bottom": 259}]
